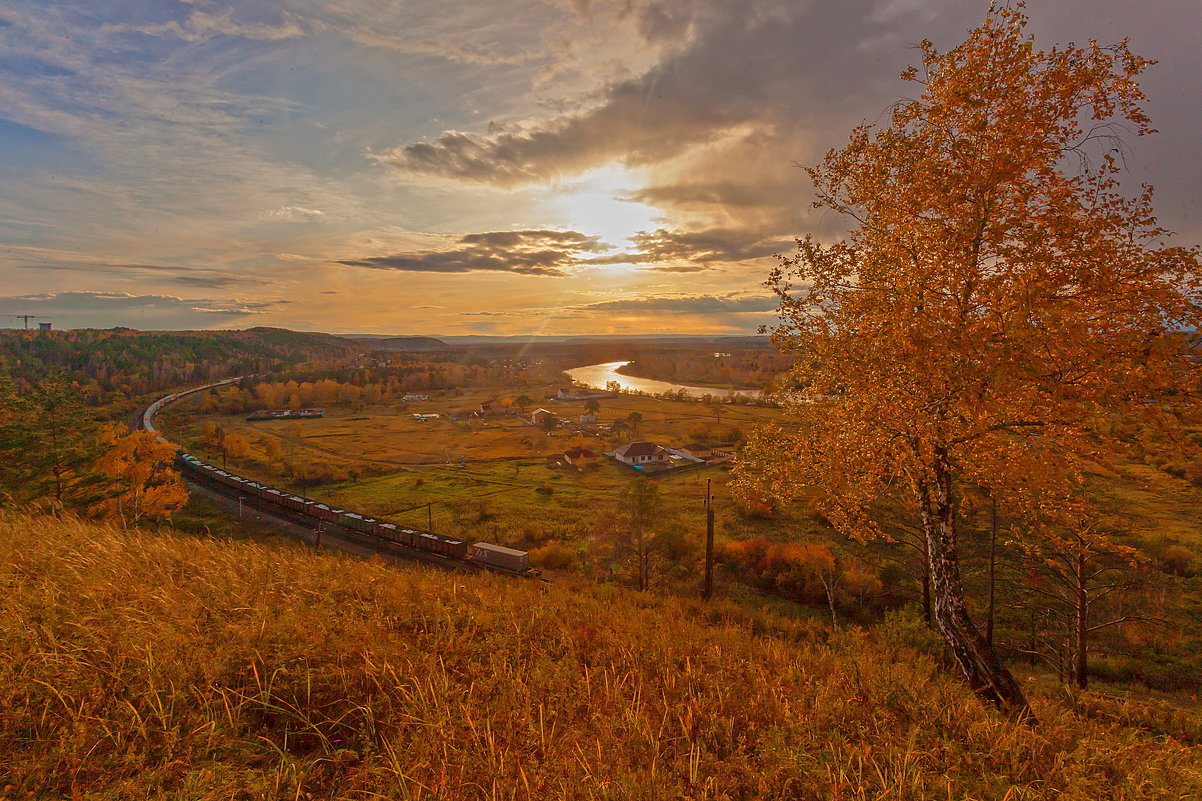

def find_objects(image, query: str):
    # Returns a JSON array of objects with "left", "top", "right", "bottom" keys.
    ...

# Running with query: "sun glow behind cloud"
[{"left": 550, "top": 165, "right": 660, "bottom": 260}]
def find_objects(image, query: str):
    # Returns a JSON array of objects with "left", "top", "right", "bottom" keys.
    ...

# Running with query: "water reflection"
[{"left": 564, "top": 361, "right": 758, "bottom": 400}]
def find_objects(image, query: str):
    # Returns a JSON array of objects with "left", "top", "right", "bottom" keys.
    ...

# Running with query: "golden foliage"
[
  {"left": 736, "top": 5, "right": 1201, "bottom": 717},
  {"left": 88, "top": 424, "right": 188, "bottom": 524}
]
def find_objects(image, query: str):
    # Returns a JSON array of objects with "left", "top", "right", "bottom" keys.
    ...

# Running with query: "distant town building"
[{"left": 402, "top": 394, "right": 429, "bottom": 402}]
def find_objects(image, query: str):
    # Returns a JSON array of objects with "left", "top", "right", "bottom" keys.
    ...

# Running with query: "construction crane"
[{"left": 3, "top": 314, "right": 47, "bottom": 329}]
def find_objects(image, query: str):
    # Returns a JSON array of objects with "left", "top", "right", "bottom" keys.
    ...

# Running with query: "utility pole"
[
  {"left": 427, "top": 502, "right": 433, "bottom": 532},
  {"left": 702, "top": 479, "right": 715, "bottom": 600}
]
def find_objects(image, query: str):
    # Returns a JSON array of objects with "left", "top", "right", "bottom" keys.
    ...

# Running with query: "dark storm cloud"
[
  {"left": 379, "top": 0, "right": 1202, "bottom": 241},
  {"left": 378, "top": 0, "right": 937, "bottom": 192},
  {"left": 337, "top": 229, "right": 607, "bottom": 277},
  {"left": 382, "top": 88, "right": 738, "bottom": 186}
]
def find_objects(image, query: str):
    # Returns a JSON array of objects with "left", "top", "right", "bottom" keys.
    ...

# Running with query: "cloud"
[
  {"left": 0, "top": 290, "right": 289, "bottom": 330},
  {"left": 458, "top": 309, "right": 540, "bottom": 317},
  {"left": 336, "top": 229, "right": 608, "bottom": 277},
  {"left": 12, "top": 259, "right": 258, "bottom": 289},
  {"left": 579, "top": 294, "right": 777, "bottom": 314},
  {"left": 102, "top": 11, "right": 305, "bottom": 42},
  {"left": 378, "top": 94, "right": 739, "bottom": 187},
  {"left": 265, "top": 205, "right": 326, "bottom": 222},
  {"left": 628, "top": 227, "right": 794, "bottom": 266}
]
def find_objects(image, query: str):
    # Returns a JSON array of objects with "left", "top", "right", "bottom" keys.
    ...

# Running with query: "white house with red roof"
[{"left": 612, "top": 441, "right": 670, "bottom": 466}]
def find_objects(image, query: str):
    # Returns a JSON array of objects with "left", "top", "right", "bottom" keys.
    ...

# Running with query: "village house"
[
  {"left": 529, "top": 408, "right": 559, "bottom": 428},
  {"left": 563, "top": 446, "right": 596, "bottom": 470},
  {"left": 613, "top": 441, "right": 670, "bottom": 466}
]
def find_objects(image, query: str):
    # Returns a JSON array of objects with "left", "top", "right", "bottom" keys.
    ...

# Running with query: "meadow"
[
  {"left": 153, "top": 377, "right": 1202, "bottom": 692},
  {"left": 4, "top": 512, "right": 1202, "bottom": 800},
  {"left": 158, "top": 386, "right": 796, "bottom": 561}
]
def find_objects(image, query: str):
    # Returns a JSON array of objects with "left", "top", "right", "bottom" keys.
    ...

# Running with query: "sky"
[{"left": 0, "top": 1, "right": 1198, "bottom": 336}]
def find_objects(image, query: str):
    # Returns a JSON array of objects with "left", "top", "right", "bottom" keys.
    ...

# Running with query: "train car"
[
  {"left": 340, "top": 512, "right": 376, "bottom": 536},
  {"left": 417, "top": 532, "right": 469, "bottom": 559},
  {"left": 309, "top": 504, "right": 340, "bottom": 523},
  {"left": 281, "top": 494, "right": 311, "bottom": 513},
  {"left": 469, "top": 542, "right": 530, "bottom": 573}
]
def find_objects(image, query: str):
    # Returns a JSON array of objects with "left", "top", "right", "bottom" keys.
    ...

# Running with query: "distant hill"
[
  {"left": 3, "top": 513, "right": 1199, "bottom": 799},
  {"left": 346, "top": 335, "right": 449, "bottom": 351},
  {"left": 0, "top": 326, "right": 361, "bottom": 396}
]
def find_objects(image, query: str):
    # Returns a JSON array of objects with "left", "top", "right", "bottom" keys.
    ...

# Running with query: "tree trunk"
[
  {"left": 921, "top": 536, "right": 933, "bottom": 627},
  {"left": 921, "top": 457, "right": 1034, "bottom": 722},
  {"left": 1074, "top": 549, "right": 1089, "bottom": 690},
  {"left": 820, "top": 572, "right": 839, "bottom": 629},
  {"left": 986, "top": 498, "right": 998, "bottom": 647}
]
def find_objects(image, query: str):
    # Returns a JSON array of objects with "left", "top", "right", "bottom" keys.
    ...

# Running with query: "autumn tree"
[
  {"left": 736, "top": 6, "right": 1200, "bottom": 720},
  {"left": 88, "top": 424, "right": 189, "bottom": 525}
]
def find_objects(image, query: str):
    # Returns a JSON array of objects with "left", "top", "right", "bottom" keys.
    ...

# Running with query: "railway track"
[
  {"left": 140, "top": 379, "right": 540, "bottom": 579},
  {"left": 184, "top": 466, "right": 478, "bottom": 572}
]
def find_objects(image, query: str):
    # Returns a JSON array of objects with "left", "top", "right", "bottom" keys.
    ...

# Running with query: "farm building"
[
  {"left": 613, "top": 441, "right": 670, "bottom": 466},
  {"left": 564, "top": 446, "right": 596, "bottom": 469},
  {"left": 529, "top": 408, "right": 559, "bottom": 427}
]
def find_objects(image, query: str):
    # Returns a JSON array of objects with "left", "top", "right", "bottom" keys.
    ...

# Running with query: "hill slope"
[
  {"left": 2, "top": 515, "right": 1200, "bottom": 799},
  {"left": 0, "top": 326, "right": 360, "bottom": 394}
]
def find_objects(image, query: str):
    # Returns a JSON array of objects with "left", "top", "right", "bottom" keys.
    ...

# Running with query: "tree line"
[{"left": 0, "top": 361, "right": 186, "bottom": 524}]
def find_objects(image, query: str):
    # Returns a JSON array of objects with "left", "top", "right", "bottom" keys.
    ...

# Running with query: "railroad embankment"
[{"left": 3, "top": 513, "right": 1201, "bottom": 799}]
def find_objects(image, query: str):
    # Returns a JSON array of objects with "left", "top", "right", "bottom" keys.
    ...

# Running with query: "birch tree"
[{"left": 736, "top": 5, "right": 1201, "bottom": 720}]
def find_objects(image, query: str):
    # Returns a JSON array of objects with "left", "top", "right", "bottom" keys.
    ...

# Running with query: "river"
[{"left": 564, "top": 361, "right": 760, "bottom": 400}]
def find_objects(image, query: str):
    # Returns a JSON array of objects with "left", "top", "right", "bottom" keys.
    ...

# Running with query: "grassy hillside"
[{"left": 3, "top": 514, "right": 1201, "bottom": 799}]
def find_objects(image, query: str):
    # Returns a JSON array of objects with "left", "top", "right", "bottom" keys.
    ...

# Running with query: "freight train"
[{"left": 141, "top": 379, "right": 532, "bottom": 574}]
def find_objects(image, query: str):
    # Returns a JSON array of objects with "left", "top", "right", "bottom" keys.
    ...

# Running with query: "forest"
[{"left": 0, "top": 327, "right": 359, "bottom": 403}]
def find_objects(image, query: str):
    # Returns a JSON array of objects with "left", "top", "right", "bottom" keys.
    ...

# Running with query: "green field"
[{"left": 157, "top": 387, "right": 796, "bottom": 561}]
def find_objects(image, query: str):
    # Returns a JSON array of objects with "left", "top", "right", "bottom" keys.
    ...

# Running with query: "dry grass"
[{"left": 3, "top": 513, "right": 1201, "bottom": 799}]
